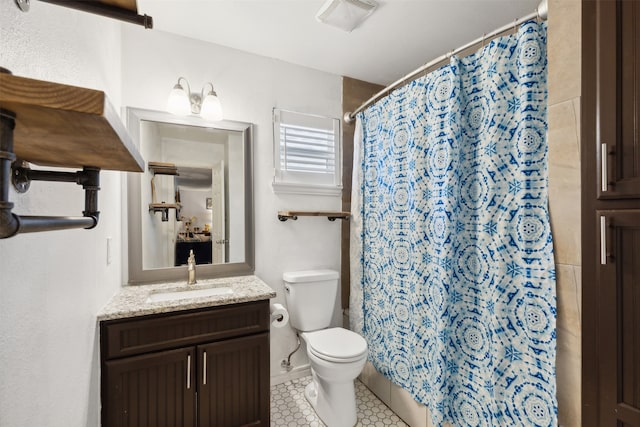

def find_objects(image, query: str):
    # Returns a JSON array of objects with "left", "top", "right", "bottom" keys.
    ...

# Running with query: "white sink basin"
[{"left": 146, "top": 286, "right": 233, "bottom": 303}]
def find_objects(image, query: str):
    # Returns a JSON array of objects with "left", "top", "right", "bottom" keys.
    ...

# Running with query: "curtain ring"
[{"left": 535, "top": 6, "right": 543, "bottom": 22}]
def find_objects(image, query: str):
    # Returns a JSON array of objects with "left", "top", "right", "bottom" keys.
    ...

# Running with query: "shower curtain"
[{"left": 350, "top": 21, "right": 556, "bottom": 427}]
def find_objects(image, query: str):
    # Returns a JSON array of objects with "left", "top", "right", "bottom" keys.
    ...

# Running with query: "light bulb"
[
  {"left": 200, "top": 92, "right": 223, "bottom": 121},
  {"left": 166, "top": 84, "right": 191, "bottom": 116}
]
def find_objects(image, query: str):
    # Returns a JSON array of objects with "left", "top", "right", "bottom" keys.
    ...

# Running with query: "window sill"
[{"left": 271, "top": 182, "right": 342, "bottom": 196}]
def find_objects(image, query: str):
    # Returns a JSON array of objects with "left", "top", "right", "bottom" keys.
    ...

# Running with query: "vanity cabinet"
[
  {"left": 104, "top": 347, "right": 196, "bottom": 426},
  {"left": 100, "top": 300, "right": 270, "bottom": 427},
  {"left": 197, "top": 334, "right": 269, "bottom": 426}
]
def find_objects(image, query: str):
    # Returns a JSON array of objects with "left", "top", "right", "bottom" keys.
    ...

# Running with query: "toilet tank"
[{"left": 283, "top": 269, "right": 339, "bottom": 332}]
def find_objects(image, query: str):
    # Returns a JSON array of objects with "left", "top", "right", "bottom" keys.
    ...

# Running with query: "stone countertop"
[{"left": 97, "top": 275, "right": 276, "bottom": 321}]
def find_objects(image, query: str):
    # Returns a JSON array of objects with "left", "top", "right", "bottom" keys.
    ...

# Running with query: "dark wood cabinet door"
[
  {"left": 598, "top": 210, "right": 640, "bottom": 426},
  {"left": 197, "top": 333, "right": 270, "bottom": 427},
  {"left": 597, "top": 0, "right": 640, "bottom": 199},
  {"left": 103, "top": 347, "right": 196, "bottom": 427}
]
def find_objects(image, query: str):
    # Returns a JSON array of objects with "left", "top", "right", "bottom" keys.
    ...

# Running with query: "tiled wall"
[
  {"left": 360, "top": 362, "right": 435, "bottom": 427},
  {"left": 547, "top": 0, "right": 582, "bottom": 426},
  {"left": 355, "top": 1, "right": 583, "bottom": 425},
  {"left": 341, "top": 77, "right": 384, "bottom": 310}
]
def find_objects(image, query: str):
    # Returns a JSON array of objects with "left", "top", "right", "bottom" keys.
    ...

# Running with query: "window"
[{"left": 272, "top": 109, "right": 342, "bottom": 195}]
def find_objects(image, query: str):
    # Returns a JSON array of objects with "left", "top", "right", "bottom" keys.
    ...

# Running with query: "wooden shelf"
[
  {"left": 38, "top": 0, "right": 152, "bottom": 28},
  {"left": 44, "top": 0, "right": 139, "bottom": 13},
  {"left": 277, "top": 210, "right": 351, "bottom": 222},
  {"left": 0, "top": 72, "right": 144, "bottom": 172},
  {"left": 149, "top": 203, "right": 180, "bottom": 209},
  {"left": 149, "top": 162, "right": 178, "bottom": 175},
  {"left": 101, "top": 0, "right": 137, "bottom": 12}
]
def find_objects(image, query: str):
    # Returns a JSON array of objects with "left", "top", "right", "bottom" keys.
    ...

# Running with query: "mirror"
[{"left": 126, "top": 108, "right": 254, "bottom": 284}]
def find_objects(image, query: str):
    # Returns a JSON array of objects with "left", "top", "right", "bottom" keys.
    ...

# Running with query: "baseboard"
[{"left": 270, "top": 364, "right": 312, "bottom": 386}]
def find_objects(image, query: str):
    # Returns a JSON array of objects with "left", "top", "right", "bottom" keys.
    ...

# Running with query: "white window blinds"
[
  {"left": 273, "top": 109, "right": 342, "bottom": 195},
  {"left": 279, "top": 123, "right": 336, "bottom": 174}
]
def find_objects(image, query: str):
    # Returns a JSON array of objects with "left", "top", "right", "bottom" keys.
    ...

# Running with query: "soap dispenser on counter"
[{"left": 187, "top": 249, "right": 197, "bottom": 285}]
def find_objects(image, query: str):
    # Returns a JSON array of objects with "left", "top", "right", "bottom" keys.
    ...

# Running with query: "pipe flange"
[
  {"left": 11, "top": 161, "right": 30, "bottom": 193},
  {"left": 343, "top": 112, "right": 355, "bottom": 124},
  {"left": 0, "top": 108, "right": 17, "bottom": 122},
  {"left": 0, "top": 150, "right": 16, "bottom": 162}
]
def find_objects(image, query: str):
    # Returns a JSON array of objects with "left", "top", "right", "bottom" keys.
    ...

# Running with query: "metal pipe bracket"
[{"left": 0, "top": 111, "right": 101, "bottom": 238}]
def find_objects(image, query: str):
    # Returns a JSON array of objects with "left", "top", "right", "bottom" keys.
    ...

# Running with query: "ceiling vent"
[{"left": 315, "top": 0, "right": 378, "bottom": 32}]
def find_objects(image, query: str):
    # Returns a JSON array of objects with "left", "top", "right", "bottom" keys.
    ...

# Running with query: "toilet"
[{"left": 283, "top": 269, "right": 368, "bottom": 427}]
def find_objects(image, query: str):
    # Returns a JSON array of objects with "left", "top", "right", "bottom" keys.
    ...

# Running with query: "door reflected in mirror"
[
  {"left": 127, "top": 108, "right": 254, "bottom": 284},
  {"left": 174, "top": 166, "right": 218, "bottom": 265}
]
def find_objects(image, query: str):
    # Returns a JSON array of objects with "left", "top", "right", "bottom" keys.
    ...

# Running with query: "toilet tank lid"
[{"left": 283, "top": 269, "right": 339, "bottom": 283}]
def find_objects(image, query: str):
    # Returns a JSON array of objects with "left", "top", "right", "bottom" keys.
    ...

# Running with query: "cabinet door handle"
[
  {"left": 601, "top": 143, "right": 608, "bottom": 192},
  {"left": 203, "top": 351, "right": 207, "bottom": 385},
  {"left": 187, "top": 354, "right": 191, "bottom": 390},
  {"left": 600, "top": 215, "right": 608, "bottom": 265}
]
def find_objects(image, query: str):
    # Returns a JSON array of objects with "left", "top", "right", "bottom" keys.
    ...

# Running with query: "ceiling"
[{"left": 138, "top": 0, "right": 541, "bottom": 86}]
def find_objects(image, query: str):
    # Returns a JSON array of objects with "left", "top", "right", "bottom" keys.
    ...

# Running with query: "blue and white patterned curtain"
[{"left": 350, "top": 22, "right": 556, "bottom": 427}]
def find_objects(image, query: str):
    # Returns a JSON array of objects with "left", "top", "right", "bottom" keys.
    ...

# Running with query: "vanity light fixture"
[
  {"left": 315, "top": 0, "right": 377, "bottom": 32},
  {"left": 166, "top": 77, "right": 223, "bottom": 121}
]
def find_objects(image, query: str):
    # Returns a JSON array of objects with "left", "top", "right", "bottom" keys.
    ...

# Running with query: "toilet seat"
[{"left": 303, "top": 328, "right": 368, "bottom": 363}]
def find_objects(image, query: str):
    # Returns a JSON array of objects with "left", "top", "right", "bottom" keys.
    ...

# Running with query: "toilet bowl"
[
  {"left": 301, "top": 328, "right": 368, "bottom": 427},
  {"left": 283, "top": 270, "right": 368, "bottom": 427}
]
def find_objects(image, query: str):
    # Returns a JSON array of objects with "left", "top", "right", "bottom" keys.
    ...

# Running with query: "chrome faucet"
[{"left": 187, "top": 250, "right": 197, "bottom": 285}]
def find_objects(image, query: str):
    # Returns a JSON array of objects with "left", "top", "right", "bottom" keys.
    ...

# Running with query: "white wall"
[
  {"left": 0, "top": 6, "right": 344, "bottom": 425},
  {"left": 0, "top": 3, "right": 123, "bottom": 427},
  {"left": 120, "top": 26, "right": 344, "bottom": 379}
]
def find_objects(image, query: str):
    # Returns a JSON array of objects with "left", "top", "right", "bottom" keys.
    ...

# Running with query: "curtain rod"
[{"left": 344, "top": 0, "right": 548, "bottom": 124}]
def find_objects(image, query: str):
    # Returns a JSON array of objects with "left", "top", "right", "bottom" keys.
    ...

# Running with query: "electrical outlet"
[{"left": 106, "top": 237, "right": 112, "bottom": 265}]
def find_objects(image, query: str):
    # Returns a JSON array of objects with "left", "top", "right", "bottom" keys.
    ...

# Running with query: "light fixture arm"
[
  {"left": 177, "top": 77, "right": 191, "bottom": 97},
  {"left": 167, "top": 78, "right": 223, "bottom": 121},
  {"left": 201, "top": 82, "right": 217, "bottom": 98},
  {"left": 175, "top": 77, "right": 204, "bottom": 114},
  {"left": 177, "top": 77, "right": 202, "bottom": 113},
  {"left": 190, "top": 82, "right": 218, "bottom": 115}
]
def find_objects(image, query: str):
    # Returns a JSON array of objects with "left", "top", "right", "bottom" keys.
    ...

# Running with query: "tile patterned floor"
[{"left": 271, "top": 376, "right": 408, "bottom": 426}]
